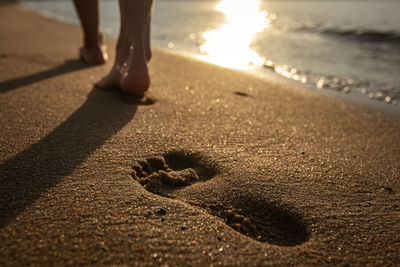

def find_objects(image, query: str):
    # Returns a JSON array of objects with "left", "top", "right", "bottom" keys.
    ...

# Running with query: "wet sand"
[{"left": 1, "top": 3, "right": 400, "bottom": 266}]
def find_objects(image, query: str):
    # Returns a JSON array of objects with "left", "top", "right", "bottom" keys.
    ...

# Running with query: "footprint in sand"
[{"left": 132, "top": 150, "right": 309, "bottom": 246}]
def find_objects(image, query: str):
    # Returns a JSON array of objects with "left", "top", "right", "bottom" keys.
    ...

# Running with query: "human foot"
[
  {"left": 79, "top": 45, "right": 108, "bottom": 65},
  {"left": 79, "top": 35, "right": 108, "bottom": 65},
  {"left": 95, "top": 45, "right": 149, "bottom": 96}
]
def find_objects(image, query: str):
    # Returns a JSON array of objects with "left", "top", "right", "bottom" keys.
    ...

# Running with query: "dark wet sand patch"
[{"left": 234, "top": 91, "right": 250, "bottom": 97}]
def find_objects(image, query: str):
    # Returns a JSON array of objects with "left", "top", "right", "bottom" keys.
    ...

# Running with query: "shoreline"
[
  {"left": 1, "top": 3, "right": 400, "bottom": 265},
  {"left": 19, "top": 1, "right": 400, "bottom": 119}
]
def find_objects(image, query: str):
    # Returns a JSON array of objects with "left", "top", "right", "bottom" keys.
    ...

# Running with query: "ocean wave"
[
  {"left": 320, "top": 28, "right": 400, "bottom": 44},
  {"left": 261, "top": 62, "right": 400, "bottom": 105},
  {"left": 291, "top": 24, "right": 400, "bottom": 45}
]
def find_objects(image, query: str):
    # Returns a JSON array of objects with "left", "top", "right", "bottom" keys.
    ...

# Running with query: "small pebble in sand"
[
  {"left": 157, "top": 208, "right": 166, "bottom": 215},
  {"left": 383, "top": 185, "right": 393, "bottom": 192}
]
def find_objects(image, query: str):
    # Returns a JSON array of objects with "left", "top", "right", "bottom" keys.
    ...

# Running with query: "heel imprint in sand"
[{"left": 132, "top": 150, "right": 309, "bottom": 246}]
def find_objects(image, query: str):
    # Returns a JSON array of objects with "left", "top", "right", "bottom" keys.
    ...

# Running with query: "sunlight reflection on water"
[{"left": 199, "top": 0, "right": 269, "bottom": 70}]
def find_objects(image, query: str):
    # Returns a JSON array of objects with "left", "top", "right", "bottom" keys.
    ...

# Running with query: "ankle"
[{"left": 84, "top": 33, "right": 103, "bottom": 50}]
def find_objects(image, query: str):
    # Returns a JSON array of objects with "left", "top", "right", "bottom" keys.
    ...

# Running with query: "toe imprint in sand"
[
  {"left": 132, "top": 150, "right": 309, "bottom": 246},
  {"left": 132, "top": 150, "right": 218, "bottom": 195}
]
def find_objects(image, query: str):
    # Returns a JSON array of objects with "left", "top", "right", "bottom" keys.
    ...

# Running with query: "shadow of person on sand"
[
  {"left": 0, "top": 59, "right": 90, "bottom": 93},
  {"left": 0, "top": 88, "right": 149, "bottom": 229}
]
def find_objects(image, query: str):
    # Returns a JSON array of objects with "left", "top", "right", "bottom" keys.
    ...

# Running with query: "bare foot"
[
  {"left": 79, "top": 35, "right": 108, "bottom": 65},
  {"left": 79, "top": 44, "right": 108, "bottom": 65},
  {"left": 95, "top": 46, "right": 149, "bottom": 96}
]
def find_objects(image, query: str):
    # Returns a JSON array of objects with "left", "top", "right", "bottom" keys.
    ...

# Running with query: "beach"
[
  {"left": 1, "top": 2, "right": 400, "bottom": 265},
  {"left": 21, "top": 0, "right": 400, "bottom": 110}
]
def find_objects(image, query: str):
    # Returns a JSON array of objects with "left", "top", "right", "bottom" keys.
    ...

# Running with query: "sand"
[{"left": 0, "top": 3, "right": 399, "bottom": 266}]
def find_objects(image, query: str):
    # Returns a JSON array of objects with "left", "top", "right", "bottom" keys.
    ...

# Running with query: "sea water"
[{"left": 22, "top": 0, "right": 400, "bottom": 111}]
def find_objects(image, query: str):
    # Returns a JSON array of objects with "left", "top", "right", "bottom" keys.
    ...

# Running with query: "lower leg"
[
  {"left": 95, "top": 0, "right": 153, "bottom": 95},
  {"left": 145, "top": 15, "right": 152, "bottom": 61},
  {"left": 73, "top": 0, "right": 108, "bottom": 64},
  {"left": 115, "top": 2, "right": 151, "bottom": 62}
]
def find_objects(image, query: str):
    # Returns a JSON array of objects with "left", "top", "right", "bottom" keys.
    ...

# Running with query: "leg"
[
  {"left": 73, "top": 0, "right": 108, "bottom": 65},
  {"left": 145, "top": 15, "right": 152, "bottom": 61},
  {"left": 95, "top": 0, "right": 153, "bottom": 96}
]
